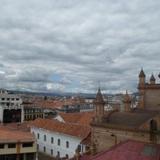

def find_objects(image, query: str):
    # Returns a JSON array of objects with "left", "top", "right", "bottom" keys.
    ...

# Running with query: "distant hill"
[{"left": 7, "top": 89, "right": 139, "bottom": 98}]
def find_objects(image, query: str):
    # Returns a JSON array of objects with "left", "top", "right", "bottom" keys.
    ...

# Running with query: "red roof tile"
[
  {"left": 0, "top": 126, "right": 35, "bottom": 143},
  {"left": 59, "top": 111, "right": 95, "bottom": 126},
  {"left": 30, "top": 118, "right": 90, "bottom": 139},
  {"left": 80, "top": 140, "right": 160, "bottom": 160},
  {"left": 28, "top": 98, "right": 85, "bottom": 110}
]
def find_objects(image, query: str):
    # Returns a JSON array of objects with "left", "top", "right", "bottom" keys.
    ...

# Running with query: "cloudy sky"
[{"left": 0, "top": 0, "right": 160, "bottom": 93}]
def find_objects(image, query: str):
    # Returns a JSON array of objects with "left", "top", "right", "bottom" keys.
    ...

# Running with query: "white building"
[
  {"left": 30, "top": 118, "right": 90, "bottom": 159},
  {"left": 0, "top": 89, "right": 24, "bottom": 123}
]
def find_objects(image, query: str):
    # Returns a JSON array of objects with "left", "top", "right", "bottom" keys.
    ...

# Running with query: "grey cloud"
[{"left": 0, "top": 0, "right": 160, "bottom": 93}]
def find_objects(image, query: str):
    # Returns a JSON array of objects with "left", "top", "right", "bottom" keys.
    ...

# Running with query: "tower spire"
[
  {"left": 150, "top": 73, "right": 156, "bottom": 84},
  {"left": 138, "top": 68, "right": 146, "bottom": 87},
  {"left": 139, "top": 68, "right": 145, "bottom": 78},
  {"left": 94, "top": 88, "right": 105, "bottom": 123}
]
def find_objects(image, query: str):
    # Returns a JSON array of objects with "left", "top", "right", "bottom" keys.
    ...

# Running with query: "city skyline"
[{"left": 0, "top": 0, "right": 160, "bottom": 93}]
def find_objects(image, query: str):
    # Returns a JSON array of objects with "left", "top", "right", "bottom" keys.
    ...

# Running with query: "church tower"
[
  {"left": 138, "top": 69, "right": 146, "bottom": 109},
  {"left": 94, "top": 88, "right": 105, "bottom": 123},
  {"left": 139, "top": 68, "right": 146, "bottom": 86},
  {"left": 123, "top": 91, "right": 131, "bottom": 112}
]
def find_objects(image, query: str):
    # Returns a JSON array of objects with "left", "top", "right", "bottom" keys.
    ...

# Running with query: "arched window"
[
  {"left": 51, "top": 149, "right": 53, "bottom": 155},
  {"left": 44, "top": 135, "right": 46, "bottom": 141},
  {"left": 44, "top": 146, "right": 46, "bottom": 152},
  {"left": 51, "top": 137, "right": 54, "bottom": 144},
  {"left": 150, "top": 119, "right": 157, "bottom": 132},
  {"left": 37, "top": 133, "right": 40, "bottom": 139},
  {"left": 150, "top": 119, "right": 157, "bottom": 142},
  {"left": 57, "top": 139, "right": 60, "bottom": 146},
  {"left": 77, "top": 145, "right": 81, "bottom": 152},
  {"left": 66, "top": 141, "right": 69, "bottom": 148},
  {"left": 57, "top": 151, "right": 60, "bottom": 157},
  {"left": 66, "top": 154, "right": 69, "bottom": 158}
]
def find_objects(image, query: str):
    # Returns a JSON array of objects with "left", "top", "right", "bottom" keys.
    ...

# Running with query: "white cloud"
[{"left": 0, "top": 0, "right": 160, "bottom": 93}]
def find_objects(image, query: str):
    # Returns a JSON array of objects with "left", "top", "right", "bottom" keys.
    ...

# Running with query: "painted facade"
[{"left": 31, "top": 127, "right": 85, "bottom": 159}]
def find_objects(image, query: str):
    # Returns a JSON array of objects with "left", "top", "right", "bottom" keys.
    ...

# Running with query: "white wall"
[
  {"left": 31, "top": 127, "right": 83, "bottom": 158},
  {"left": 0, "top": 106, "right": 3, "bottom": 122}
]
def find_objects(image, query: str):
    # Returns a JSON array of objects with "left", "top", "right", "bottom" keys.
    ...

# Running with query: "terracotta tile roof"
[
  {"left": 33, "top": 100, "right": 63, "bottom": 109},
  {"left": 0, "top": 126, "right": 35, "bottom": 143},
  {"left": 30, "top": 118, "right": 90, "bottom": 139},
  {"left": 99, "top": 110, "right": 157, "bottom": 130},
  {"left": 107, "top": 112, "right": 153, "bottom": 127},
  {"left": 28, "top": 98, "right": 85, "bottom": 110},
  {"left": 59, "top": 111, "right": 95, "bottom": 126},
  {"left": 80, "top": 140, "right": 160, "bottom": 160},
  {"left": 2, "top": 122, "right": 31, "bottom": 132}
]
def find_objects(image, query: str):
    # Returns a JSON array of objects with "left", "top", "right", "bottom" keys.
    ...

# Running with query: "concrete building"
[
  {"left": 30, "top": 118, "right": 90, "bottom": 159},
  {"left": 0, "top": 126, "right": 37, "bottom": 160},
  {"left": 0, "top": 89, "right": 24, "bottom": 123}
]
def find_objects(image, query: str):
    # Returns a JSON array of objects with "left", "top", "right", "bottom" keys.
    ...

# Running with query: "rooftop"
[
  {"left": 59, "top": 111, "right": 95, "bottom": 126},
  {"left": 0, "top": 126, "right": 35, "bottom": 143},
  {"left": 91, "top": 109, "right": 157, "bottom": 131},
  {"left": 26, "top": 97, "right": 85, "bottom": 110},
  {"left": 80, "top": 140, "right": 160, "bottom": 160},
  {"left": 30, "top": 118, "right": 90, "bottom": 139}
]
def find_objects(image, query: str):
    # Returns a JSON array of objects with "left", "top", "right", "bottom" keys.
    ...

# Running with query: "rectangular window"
[
  {"left": 37, "top": 144, "right": 39, "bottom": 150},
  {"left": 8, "top": 143, "right": 16, "bottom": 148},
  {"left": 22, "top": 142, "right": 33, "bottom": 147},
  {"left": 0, "top": 144, "right": 4, "bottom": 149}
]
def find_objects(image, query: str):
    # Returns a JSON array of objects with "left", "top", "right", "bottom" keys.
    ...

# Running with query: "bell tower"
[
  {"left": 150, "top": 74, "right": 156, "bottom": 84},
  {"left": 138, "top": 69, "right": 146, "bottom": 109},
  {"left": 138, "top": 68, "right": 146, "bottom": 86},
  {"left": 94, "top": 88, "right": 105, "bottom": 123}
]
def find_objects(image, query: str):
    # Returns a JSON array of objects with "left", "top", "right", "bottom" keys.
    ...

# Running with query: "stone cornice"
[{"left": 138, "top": 83, "right": 160, "bottom": 90}]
